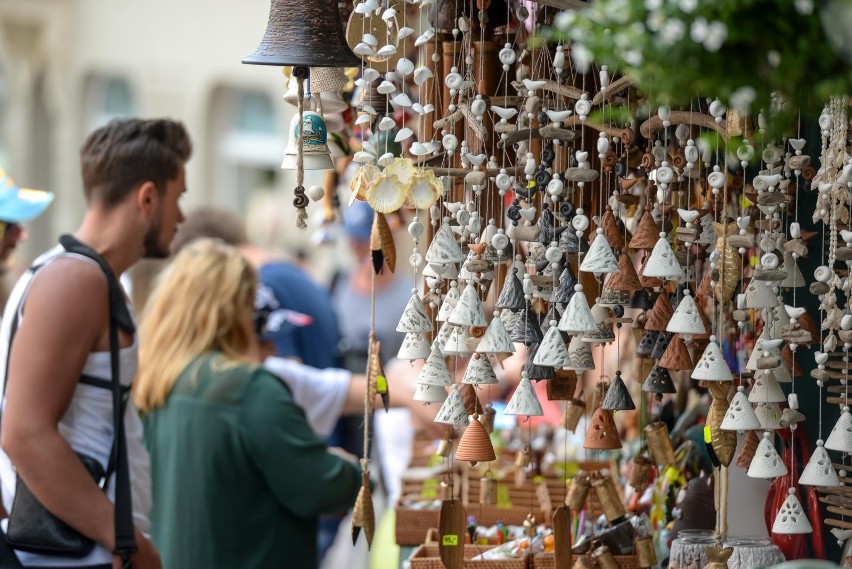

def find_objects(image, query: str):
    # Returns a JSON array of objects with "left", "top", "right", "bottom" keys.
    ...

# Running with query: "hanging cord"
[{"left": 293, "top": 69, "right": 309, "bottom": 229}]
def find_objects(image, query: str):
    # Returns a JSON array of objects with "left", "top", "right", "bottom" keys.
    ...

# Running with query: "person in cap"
[{"left": 0, "top": 169, "right": 54, "bottom": 267}]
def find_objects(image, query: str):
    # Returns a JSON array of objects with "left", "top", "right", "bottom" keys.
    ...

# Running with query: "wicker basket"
[
  {"left": 532, "top": 553, "right": 639, "bottom": 569},
  {"left": 396, "top": 504, "right": 442, "bottom": 546},
  {"left": 409, "top": 543, "right": 530, "bottom": 569}
]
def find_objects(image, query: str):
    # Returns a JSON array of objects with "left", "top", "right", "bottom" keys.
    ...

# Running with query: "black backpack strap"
[{"left": 58, "top": 235, "right": 137, "bottom": 563}]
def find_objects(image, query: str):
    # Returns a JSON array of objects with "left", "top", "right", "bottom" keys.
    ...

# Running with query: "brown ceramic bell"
[
  {"left": 592, "top": 545, "right": 619, "bottom": 569},
  {"left": 593, "top": 476, "right": 626, "bottom": 522},
  {"left": 607, "top": 249, "right": 642, "bottom": 292},
  {"left": 243, "top": 0, "right": 360, "bottom": 67},
  {"left": 583, "top": 408, "right": 622, "bottom": 450},
  {"left": 736, "top": 429, "right": 759, "bottom": 468},
  {"left": 645, "top": 421, "right": 676, "bottom": 466},
  {"left": 479, "top": 476, "right": 497, "bottom": 505},
  {"left": 456, "top": 414, "right": 496, "bottom": 466},
  {"left": 644, "top": 293, "right": 673, "bottom": 332},
  {"left": 659, "top": 334, "right": 693, "bottom": 370},
  {"left": 629, "top": 210, "right": 660, "bottom": 249},
  {"left": 563, "top": 399, "right": 586, "bottom": 432},
  {"left": 600, "top": 207, "right": 625, "bottom": 250},
  {"left": 566, "top": 471, "right": 592, "bottom": 510},
  {"left": 629, "top": 454, "right": 654, "bottom": 492}
]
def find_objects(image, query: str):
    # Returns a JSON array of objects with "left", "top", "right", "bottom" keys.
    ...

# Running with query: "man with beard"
[{"left": 0, "top": 118, "right": 191, "bottom": 569}]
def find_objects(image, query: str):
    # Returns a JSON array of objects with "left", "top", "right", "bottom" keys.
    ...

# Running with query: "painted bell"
[
  {"left": 505, "top": 373, "right": 544, "bottom": 416},
  {"left": 754, "top": 402, "right": 783, "bottom": 430},
  {"left": 532, "top": 323, "right": 571, "bottom": 368},
  {"left": 601, "top": 371, "right": 635, "bottom": 411},
  {"left": 558, "top": 285, "right": 597, "bottom": 334},
  {"left": 659, "top": 334, "right": 693, "bottom": 370},
  {"left": 584, "top": 408, "right": 622, "bottom": 450},
  {"left": 396, "top": 291, "right": 433, "bottom": 333},
  {"left": 496, "top": 269, "right": 526, "bottom": 310},
  {"left": 434, "top": 387, "right": 469, "bottom": 426},
  {"left": 475, "top": 313, "right": 516, "bottom": 355},
  {"left": 579, "top": 230, "right": 619, "bottom": 274},
  {"left": 417, "top": 348, "right": 454, "bottom": 387},
  {"left": 281, "top": 110, "right": 334, "bottom": 170},
  {"left": 642, "top": 234, "right": 683, "bottom": 280},
  {"left": 461, "top": 353, "right": 499, "bottom": 385},
  {"left": 666, "top": 290, "right": 705, "bottom": 336},
  {"left": 567, "top": 335, "right": 595, "bottom": 372},
  {"left": 748, "top": 370, "right": 786, "bottom": 403},
  {"left": 511, "top": 304, "right": 544, "bottom": 345}
]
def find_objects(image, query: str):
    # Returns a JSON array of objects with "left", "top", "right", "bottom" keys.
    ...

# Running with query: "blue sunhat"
[{"left": 0, "top": 169, "right": 54, "bottom": 223}]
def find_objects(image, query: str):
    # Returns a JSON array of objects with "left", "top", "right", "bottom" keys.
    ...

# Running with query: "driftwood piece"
[
  {"left": 511, "top": 80, "right": 587, "bottom": 101},
  {"left": 640, "top": 111, "right": 753, "bottom": 140},
  {"left": 591, "top": 76, "right": 633, "bottom": 106},
  {"left": 433, "top": 103, "right": 489, "bottom": 143},
  {"left": 497, "top": 126, "right": 577, "bottom": 148},
  {"left": 424, "top": 165, "right": 525, "bottom": 179},
  {"left": 533, "top": 0, "right": 591, "bottom": 9}
]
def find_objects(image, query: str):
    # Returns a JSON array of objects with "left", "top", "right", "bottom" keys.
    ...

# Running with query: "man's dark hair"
[
  {"left": 170, "top": 206, "right": 249, "bottom": 255},
  {"left": 80, "top": 118, "right": 192, "bottom": 208}
]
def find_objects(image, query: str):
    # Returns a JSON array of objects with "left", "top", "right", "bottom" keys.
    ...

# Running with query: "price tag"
[{"left": 442, "top": 534, "right": 459, "bottom": 546}]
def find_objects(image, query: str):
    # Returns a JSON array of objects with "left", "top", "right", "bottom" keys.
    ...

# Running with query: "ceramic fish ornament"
[
  {"left": 704, "top": 546, "right": 733, "bottom": 569},
  {"left": 707, "top": 381, "right": 736, "bottom": 467},
  {"left": 712, "top": 222, "right": 741, "bottom": 302},
  {"left": 370, "top": 211, "right": 396, "bottom": 274},
  {"left": 351, "top": 470, "right": 375, "bottom": 548},
  {"left": 367, "top": 338, "right": 388, "bottom": 413}
]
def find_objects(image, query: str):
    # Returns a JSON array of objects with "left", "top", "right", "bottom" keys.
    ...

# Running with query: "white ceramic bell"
[
  {"left": 781, "top": 251, "right": 806, "bottom": 287},
  {"left": 532, "top": 322, "right": 571, "bottom": 368},
  {"left": 748, "top": 432, "right": 788, "bottom": 478},
  {"left": 281, "top": 111, "right": 334, "bottom": 170},
  {"left": 761, "top": 305, "right": 786, "bottom": 340},
  {"left": 642, "top": 233, "right": 683, "bottom": 279},
  {"left": 771, "top": 489, "right": 813, "bottom": 534},
  {"left": 748, "top": 370, "right": 786, "bottom": 403},
  {"left": 579, "top": 230, "right": 619, "bottom": 274},
  {"left": 754, "top": 402, "right": 783, "bottom": 430},
  {"left": 745, "top": 279, "right": 779, "bottom": 309},
  {"left": 772, "top": 359, "right": 793, "bottom": 383},
  {"left": 462, "top": 354, "right": 499, "bottom": 385},
  {"left": 397, "top": 332, "right": 431, "bottom": 360},
  {"left": 425, "top": 222, "right": 465, "bottom": 264},
  {"left": 417, "top": 348, "right": 454, "bottom": 387},
  {"left": 432, "top": 322, "right": 455, "bottom": 353},
  {"left": 448, "top": 282, "right": 488, "bottom": 327},
  {"left": 745, "top": 338, "right": 784, "bottom": 371},
  {"left": 397, "top": 290, "right": 434, "bottom": 333},
  {"left": 434, "top": 387, "right": 469, "bottom": 425},
  {"left": 436, "top": 282, "right": 460, "bottom": 322},
  {"left": 825, "top": 407, "right": 852, "bottom": 453},
  {"left": 720, "top": 386, "right": 761, "bottom": 431},
  {"left": 799, "top": 441, "right": 840, "bottom": 486},
  {"left": 442, "top": 326, "right": 471, "bottom": 356},
  {"left": 666, "top": 291, "right": 706, "bottom": 336},
  {"left": 505, "top": 372, "right": 543, "bottom": 416},
  {"left": 412, "top": 382, "right": 448, "bottom": 404},
  {"left": 475, "top": 313, "right": 516, "bottom": 354},
  {"left": 566, "top": 335, "right": 595, "bottom": 371},
  {"left": 691, "top": 336, "right": 734, "bottom": 381},
  {"left": 557, "top": 285, "right": 597, "bottom": 334}
]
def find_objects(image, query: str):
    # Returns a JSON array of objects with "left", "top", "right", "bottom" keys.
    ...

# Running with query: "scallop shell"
[
  {"left": 384, "top": 157, "right": 416, "bottom": 187},
  {"left": 366, "top": 172, "right": 407, "bottom": 213},
  {"left": 349, "top": 163, "right": 380, "bottom": 204},
  {"left": 407, "top": 170, "right": 442, "bottom": 209}
]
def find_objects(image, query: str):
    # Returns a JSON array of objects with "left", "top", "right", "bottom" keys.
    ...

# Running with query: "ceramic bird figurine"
[
  {"left": 712, "top": 222, "right": 741, "bottom": 302},
  {"left": 707, "top": 381, "right": 736, "bottom": 467}
]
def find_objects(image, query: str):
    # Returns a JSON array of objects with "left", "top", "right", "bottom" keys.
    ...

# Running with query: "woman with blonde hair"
[{"left": 135, "top": 238, "right": 360, "bottom": 569}]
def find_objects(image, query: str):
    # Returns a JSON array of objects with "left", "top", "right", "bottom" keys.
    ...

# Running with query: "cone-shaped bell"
[
  {"left": 505, "top": 373, "right": 544, "bottom": 416},
  {"left": 559, "top": 225, "right": 590, "bottom": 254},
  {"left": 630, "top": 288, "right": 654, "bottom": 310},
  {"left": 584, "top": 407, "right": 622, "bottom": 450},
  {"left": 644, "top": 293, "right": 673, "bottom": 332},
  {"left": 638, "top": 254, "right": 665, "bottom": 288},
  {"left": 666, "top": 290, "right": 705, "bottom": 336},
  {"left": 462, "top": 353, "right": 499, "bottom": 385},
  {"left": 533, "top": 323, "right": 571, "bottom": 368},
  {"left": 642, "top": 364, "right": 677, "bottom": 395},
  {"left": 511, "top": 303, "right": 544, "bottom": 345},
  {"left": 434, "top": 386, "right": 469, "bottom": 425},
  {"left": 642, "top": 234, "right": 683, "bottom": 279},
  {"left": 418, "top": 348, "right": 454, "bottom": 387},
  {"left": 720, "top": 386, "right": 761, "bottom": 431},
  {"left": 397, "top": 290, "right": 434, "bottom": 333},
  {"left": 629, "top": 210, "right": 660, "bottom": 249},
  {"left": 397, "top": 332, "right": 431, "bottom": 360},
  {"left": 691, "top": 336, "right": 733, "bottom": 381},
  {"left": 436, "top": 282, "right": 460, "bottom": 322},
  {"left": 448, "top": 282, "right": 488, "bottom": 327},
  {"left": 557, "top": 285, "right": 597, "bottom": 334},
  {"left": 608, "top": 251, "right": 642, "bottom": 292},
  {"left": 748, "top": 370, "right": 786, "bottom": 403},
  {"left": 754, "top": 402, "right": 783, "bottom": 430},
  {"left": 496, "top": 269, "right": 526, "bottom": 311},
  {"left": 659, "top": 334, "right": 693, "bottom": 370},
  {"left": 771, "top": 491, "right": 813, "bottom": 534},
  {"left": 431, "top": 322, "right": 454, "bottom": 353},
  {"left": 745, "top": 279, "right": 779, "bottom": 309},
  {"left": 540, "top": 305, "right": 561, "bottom": 335},
  {"left": 636, "top": 330, "right": 659, "bottom": 357},
  {"left": 579, "top": 231, "right": 619, "bottom": 274},
  {"left": 781, "top": 251, "right": 806, "bottom": 287},
  {"left": 747, "top": 432, "right": 788, "bottom": 478},
  {"left": 442, "top": 326, "right": 472, "bottom": 356},
  {"left": 650, "top": 331, "right": 673, "bottom": 360},
  {"left": 602, "top": 371, "right": 635, "bottom": 411},
  {"left": 551, "top": 266, "right": 578, "bottom": 305},
  {"left": 567, "top": 335, "right": 595, "bottom": 371},
  {"left": 242, "top": 0, "right": 361, "bottom": 67},
  {"left": 426, "top": 222, "right": 465, "bottom": 264},
  {"left": 825, "top": 408, "right": 852, "bottom": 452},
  {"left": 799, "top": 441, "right": 840, "bottom": 486},
  {"left": 600, "top": 207, "right": 625, "bottom": 250},
  {"left": 524, "top": 344, "right": 556, "bottom": 380},
  {"left": 475, "top": 312, "right": 516, "bottom": 354},
  {"left": 455, "top": 414, "right": 496, "bottom": 466},
  {"left": 413, "top": 382, "right": 448, "bottom": 403}
]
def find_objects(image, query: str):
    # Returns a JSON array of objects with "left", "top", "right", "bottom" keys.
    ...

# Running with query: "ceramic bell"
[
  {"left": 397, "top": 332, "right": 431, "bottom": 360},
  {"left": 475, "top": 313, "right": 516, "bottom": 354},
  {"left": 413, "top": 382, "right": 448, "bottom": 403},
  {"left": 629, "top": 455, "right": 654, "bottom": 493},
  {"left": 584, "top": 408, "right": 622, "bottom": 450},
  {"left": 593, "top": 476, "right": 626, "bottom": 522},
  {"left": 799, "top": 440, "right": 840, "bottom": 486},
  {"left": 551, "top": 266, "right": 578, "bottom": 305},
  {"left": 396, "top": 290, "right": 434, "bottom": 333},
  {"left": 747, "top": 432, "right": 788, "bottom": 478},
  {"left": 505, "top": 372, "right": 544, "bottom": 416},
  {"left": 748, "top": 370, "right": 786, "bottom": 403},
  {"left": 461, "top": 353, "right": 499, "bottom": 385},
  {"left": 442, "top": 326, "right": 472, "bottom": 356},
  {"left": 563, "top": 399, "right": 586, "bottom": 432},
  {"left": 659, "top": 334, "right": 693, "bottom": 370},
  {"left": 566, "top": 471, "right": 592, "bottom": 510},
  {"left": 431, "top": 322, "right": 454, "bottom": 353},
  {"left": 691, "top": 337, "right": 734, "bottom": 381},
  {"left": 642, "top": 364, "right": 677, "bottom": 396},
  {"left": 448, "top": 281, "right": 488, "bottom": 327},
  {"left": 567, "top": 335, "right": 595, "bottom": 371},
  {"left": 666, "top": 290, "right": 705, "bottom": 336},
  {"left": 720, "top": 386, "right": 761, "bottom": 431},
  {"left": 436, "top": 282, "right": 460, "bottom": 322},
  {"left": 781, "top": 251, "right": 806, "bottom": 287},
  {"left": 644, "top": 293, "right": 673, "bottom": 332},
  {"left": 629, "top": 210, "right": 661, "bottom": 249},
  {"left": 744, "top": 278, "right": 779, "bottom": 309},
  {"left": 649, "top": 331, "right": 673, "bottom": 360},
  {"left": 642, "top": 233, "right": 683, "bottom": 279},
  {"left": 825, "top": 406, "right": 852, "bottom": 453},
  {"left": 771, "top": 489, "right": 813, "bottom": 534},
  {"left": 496, "top": 269, "right": 526, "bottom": 310},
  {"left": 511, "top": 304, "right": 544, "bottom": 345},
  {"left": 281, "top": 109, "right": 334, "bottom": 170},
  {"left": 425, "top": 222, "right": 465, "bottom": 264},
  {"left": 630, "top": 289, "right": 654, "bottom": 310},
  {"left": 434, "top": 386, "right": 470, "bottom": 425},
  {"left": 737, "top": 430, "right": 760, "bottom": 468},
  {"left": 417, "top": 348, "right": 454, "bottom": 387},
  {"left": 601, "top": 371, "right": 636, "bottom": 411},
  {"left": 636, "top": 331, "right": 659, "bottom": 357},
  {"left": 558, "top": 285, "right": 597, "bottom": 334},
  {"left": 455, "top": 414, "right": 496, "bottom": 466},
  {"left": 754, "top": 402, "right": 783, "bottom": 430},
  {"left": 645, "top": 421, "right": 676, "bottom": 466},
  {"left": 306, "top": 67, "right": 350, "bottom": 113},
  {"left": 532, "top": 322, "right": 571, "bottom": 368},
  {"left": 579, "top": 230, "right": 620, "bottom": 274}
]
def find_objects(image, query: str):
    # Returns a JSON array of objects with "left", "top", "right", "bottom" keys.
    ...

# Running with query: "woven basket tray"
[
  {"left": 409, "top": 543, "right": 530, "bottom": 569},
  {"left": 532, "top": 553, "right": 639, "bottom": 569},
  {"left": 396, "top": 504, "right": 441, "bottom": 546}
]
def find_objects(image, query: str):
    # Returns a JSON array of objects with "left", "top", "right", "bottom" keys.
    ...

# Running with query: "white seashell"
[
  {"left": 376, "top": 152, "right": 395, "bottom": 167},
  {"left": 814, "top": 266, "right": 832, "bottom": 283},
  {"left": 574, "top": 99, "right": 591, "bottom": 116},
  {"left": 655, "top": 166, "right": 674, "bottom": 184},
  {"left": 737, "top": 144, "right": 755, "bottom": 162},
  {"left": 409, "top": 142, "right": 430, "bottom": 156},
  {"left": 395, "top": 128, "right": 414, "bottom": 142},
  {"left": 362, "top": 68, "right": 380, "bottom": 83},
  {"left": 354, "top": 0, "right": 379, "bottom": 13},
  {"left": 790, "top": 222, "right": 801, "bottom": 238},
  {"left": 353, "top": 151, "right": 375, "bottom": 163},
  {"left": 376, "top": 44, "right": 398, "bottom": 59},
  {"left": 457, "top": 16, "right": 469, "bottom": 33},
  {"left": 411, "top": 103, "right": 425, "bottom": 115},
  {"left": 414, "top": 28, "right": 435, "bottom": 47},
  {"left": 362, "top": 105, "right": 378, "bottom": 116},
  {"left": 396, "top": 58, "right": 415, "bottom": 76},
  {"left": 377, "top": 116, "right": 396, "bottom": 130},
  {"left": 547, "top": 178, "right": 564, "bottom": 196},
  {"left": 442, "top": 133, "right": 459, "bottom": 152},
  {"left": 355, "top": 114, "right": 372, "bottom": 126},
  {"left": 377, "top": 80, "right": 397, "bottom": 94},
  {"left": 382, "top": 7, "right": 397, "bottom": 20},
  {"left": 470, "top": 98, "right": 487, "bottom": 117},
  {"left": 657, "top": 105, "right": 672, "bottom": 121},
  {"left": 444, "top": 72, "right": 463, "bottom": 90},
  {"left": 840, "top": 229, "right": 852, "bottom": 244},
  {"left": 397, "top": 27, "right": 415, "bottom": 41},
  {"left": 353, "top": 43, "right": 374, "bottom": 56},
  {"left": 362, "top": 33, "right": 379, "bottom": 47},
  {"left": 499, "top": 45, "right": 516, "bottom": 65},
  {"left": 761, "top": 252, "right": 779, "bottom": 270},
  {"left": 413, "top": 66, "right": 433, "bottom": 86},
  {"left": 392, "top": 93, "right": 413, "bottom": 107},
  {"left": 362, "top": 141, "right": 377, "bottom": 155},
  {"left": 709, "top": 99, "right": 727, "bottom": 118},
  {"left": 366, "top": 172, "right": 406, "bottom": 212},
  {"left": 842, "top": 314, "right": 852, "bottom": 331},
  {"left": 707, "top": 171, "right": 726, "bottom": 189},
  {"left": 495, "top": 173, "right": 512, "bottom": 191},
  {"left": 423, "top": 103, "right": 435, "bottom": 114}
]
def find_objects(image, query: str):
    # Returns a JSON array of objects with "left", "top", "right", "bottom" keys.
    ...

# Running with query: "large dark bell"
[
  {"left": 636, "top": 331, "right": 659, "bottom": 357},
  {"left": 496, "top": 269, "right": 526, "bottom": 311},
  {"left": 630, "top": 289, "right": 654, "bottom": 310},
  {"left": 552, "top": 266, "right": 578, "bottom": 305},
  {"left": 511, "top": 303, "right": 543, "bottom": 345},
  {"left": 602, "top": 371, "right": 636, "bottom": 411},
  {"left": 650, "top": 331, "right": 674, "bottom": 360},
  {"left": 243, "top": 0, "right": 361, "bottom": 67},
  {"left": 642, "top": 364, "right": 677, "bottom": 394}
]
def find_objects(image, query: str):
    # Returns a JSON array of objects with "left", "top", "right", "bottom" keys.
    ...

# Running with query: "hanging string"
[{"left": 294, "top": 71, "right": 309, "bottom": 229}]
